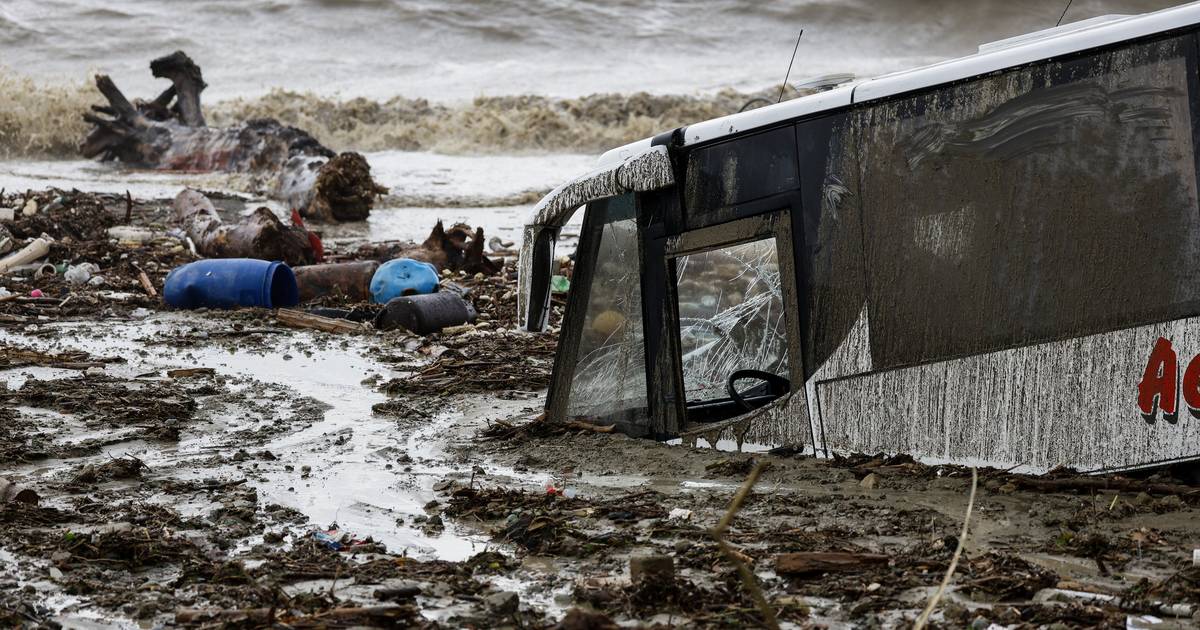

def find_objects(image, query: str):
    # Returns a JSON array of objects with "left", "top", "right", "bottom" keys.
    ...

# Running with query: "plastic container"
[
  {"left": 374, "top": 292, "right": 477, "bottom": 334},
  {"left": 164, "top": 258, "right": 299, "bottom": 309},
  {"left": 294, "top": 261, "right": 379, "bottom": 303},
  {"left": 369, "top": 258, "right": 439, "bottom": 304}
]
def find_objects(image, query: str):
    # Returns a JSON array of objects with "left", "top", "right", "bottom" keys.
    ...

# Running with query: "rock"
[
  {"left": 1156, "top": 494, "right": 1184, "bottom": 511},
  {"left": 48, "top": 567, "right": 63, "bottom": 580},
  {"left": 1132, "top": 491, "right": 1153, "bottom": 507},
  {"left": 859, "top": 473, "right": 879, "bottom": 490},
  {"left": 374, "top": 583, "right": 422, "bottom": 601},
  {"left": 485, "top": 590, "right": 519, "bottom": 614},
  {"left": 50, "top": 551, "right": 70, "bottom": 563},
  {"left": 432, "top": 479, "right": 453, "bottom": 492},
  {"left": 970, "top": 616, "right": 991, "bottom": 630},
  {"left": 0, "top": 478, "right": 39, "bottom": 505},
  {"left": 629, "top": 555, "right": 675, "bottom": 587}
]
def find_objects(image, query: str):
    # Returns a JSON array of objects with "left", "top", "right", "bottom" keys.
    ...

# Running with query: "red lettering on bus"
[{"left": 1138, "top": 336, "right": 1177, "bottom": 422}]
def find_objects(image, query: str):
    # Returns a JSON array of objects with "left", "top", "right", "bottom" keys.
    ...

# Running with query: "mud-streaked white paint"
[
  {"left": 518, "top": 144, "right": 675, "bottom": 331},
  {"left": 813, "top": 316, "right": 1200, "bottom": 473}
]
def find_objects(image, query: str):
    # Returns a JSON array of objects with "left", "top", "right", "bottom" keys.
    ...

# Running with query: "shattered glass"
[
  {"left": 566, "top": 195, "right": 648, "bottom": 419},
  {"left": 675, "top": 238, "right": 788, "bottom": 402}
]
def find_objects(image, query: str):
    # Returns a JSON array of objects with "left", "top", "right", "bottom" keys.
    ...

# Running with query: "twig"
[
  {"left": 913, "top": 467, "right": 977, "bottom": 629},
  {"left": 711, "top": 462, "right": 778, "bottom": 630},
  {"left": 136, "top": 268, "right": 156, "bottom": 298}
]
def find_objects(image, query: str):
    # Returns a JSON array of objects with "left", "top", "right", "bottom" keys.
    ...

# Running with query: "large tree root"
[{"left": 81, "top": 51, "right": 386, "bottom": 222}]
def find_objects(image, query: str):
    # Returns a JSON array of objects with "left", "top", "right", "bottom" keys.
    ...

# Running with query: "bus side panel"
[{"left": 816, "top": 318, "right": 1200, "bottom": 472}]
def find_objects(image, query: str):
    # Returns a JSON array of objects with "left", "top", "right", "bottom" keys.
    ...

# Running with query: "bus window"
[
  {"left": 684, "top": 126, "right": 799, "bottom": 229},
  {"left": 565, "top": 194, "right": 648, "bottom": 423},
  {"left": 675, "top": 237, "right": 790, "bottom": 421},
  {"left": 858, "top": 34, "right": 1200, "bottom": 369}
]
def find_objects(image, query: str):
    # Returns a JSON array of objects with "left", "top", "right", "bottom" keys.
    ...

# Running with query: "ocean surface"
[{"left": 0, "top": 0, "right": 1187, "bottom": 239}]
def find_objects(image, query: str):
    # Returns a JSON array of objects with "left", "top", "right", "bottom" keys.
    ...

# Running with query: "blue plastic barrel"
[
  {"left": 164, "top": 259, "right": 299, "bottom": 309},
  {"left": 370, "top": 258, "right": 439, "bottom": 304}
]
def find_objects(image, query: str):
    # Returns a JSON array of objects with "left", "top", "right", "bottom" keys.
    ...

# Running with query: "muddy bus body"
[{"left": 518, "top": 3, "right": 1200, "bottom": 473}]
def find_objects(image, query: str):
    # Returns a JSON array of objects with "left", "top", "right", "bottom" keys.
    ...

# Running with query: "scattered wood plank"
[
  {"left": 167, "top": 368, "right": 216, "bottom": 378},
  {"left": 276, "top": 308, "right": 367, "bottom": 334},
  {"left": 774, "top": 552, "right": 889, "bottom": 576}
]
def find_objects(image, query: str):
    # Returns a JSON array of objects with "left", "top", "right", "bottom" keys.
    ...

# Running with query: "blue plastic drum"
[
  {"left": 164, "top": 259, "right": 299, "bottom": 309},
  {"left": 370, "top": 258, "right": 439, "bottom": 304}
]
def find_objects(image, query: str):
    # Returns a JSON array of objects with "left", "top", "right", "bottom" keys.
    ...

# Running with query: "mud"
[{"left": 2, "top": 188, "right": 1200, "bottom": 628}]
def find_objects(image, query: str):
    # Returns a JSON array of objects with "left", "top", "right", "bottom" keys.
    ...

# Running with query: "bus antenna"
[
  {"left": 1055, "top": 0, "right": 1075, "bottom": 27},
  {"left": 776, "top": 29, "right": 805, "bottom": 103}
]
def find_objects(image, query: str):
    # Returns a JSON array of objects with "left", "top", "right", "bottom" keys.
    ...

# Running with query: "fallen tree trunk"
[
  {"left": 81, "top": 51, "right": 387, "bottom": 222},
  {"left": 173, "top": 189, "right": 316, "bottom": 266}
]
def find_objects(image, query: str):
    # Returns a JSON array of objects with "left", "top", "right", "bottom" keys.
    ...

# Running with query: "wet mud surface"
[{"left": 2, "top": 190, "right": 1200, "bottom": 628}]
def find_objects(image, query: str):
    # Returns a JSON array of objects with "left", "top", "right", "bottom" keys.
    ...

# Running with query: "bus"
[{"left": 517, "top": 3, "right": 1200, "bottom": 473}]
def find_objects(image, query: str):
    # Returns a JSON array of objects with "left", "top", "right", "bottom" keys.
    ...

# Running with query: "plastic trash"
[
  {"left": 550, "top": 275, "right": 570, "bottom": 293},
  {"left": 0, "top": 235, "right": 53, "bottom": 275},
  {"left": 107, "top": 226, "right": 159, "bottom": 243},
  {"left": 64, "top": 263, "right": 98, "bottom": 285},
  {"left": 369, "top": 258, "right": 439, "bottom": 304},
  {"left": 0, "top": 208, "right": 14, "bottom": 222},
  {"left": 21, "top": 199, "right": 37, "bottom": 216},
  {"left": 29, "top": 289, "right": 43, "bottom": 298},
  {"left": 163, "top": 258, "right": 299, "bottom": 309},
  {"left": 374, "top": 291, "right": 477, "bottom": 335},
  {"left": 668, "top": 508, "right": 693, "bottom": 521},
  {"left": 294, "top": 261, "right": 379, "bottom": 303}
]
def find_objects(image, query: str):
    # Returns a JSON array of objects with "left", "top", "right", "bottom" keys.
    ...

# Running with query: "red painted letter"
[
  {"left": 1183, "top": 355, "right": 1200, "bottom": 420},
  {"left": 1138, "top": 337, "right": 1177, "bottom": 422}
]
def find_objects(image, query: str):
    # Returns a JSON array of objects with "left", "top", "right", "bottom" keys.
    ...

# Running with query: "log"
[
  {"left": 774, "top": 552, "right": 889, "bottom": 576},
  {"left": 81, "top": 51, "right": 386, "bottom": 222},
  {"left": 172, "top": 189, "right": 315, "bottom": 266},
  {"left": 275, "top": 308, "right": 367, "bottom": 334}
]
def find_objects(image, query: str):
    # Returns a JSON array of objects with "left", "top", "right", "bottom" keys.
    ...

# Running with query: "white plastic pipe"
[{"left": 0, "top": 236, "right": 53, "bottom": 275}]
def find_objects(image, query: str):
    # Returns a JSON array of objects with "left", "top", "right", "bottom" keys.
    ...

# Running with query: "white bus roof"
[{"left": 595, "top": 0, "right": 1200, "bottom": 160}]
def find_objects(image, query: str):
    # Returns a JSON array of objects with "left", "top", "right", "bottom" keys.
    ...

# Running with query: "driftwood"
[
  {"left": 275, "top": 308, "right": 367, "bottom": 334},
  {"left": 359, "top": 220, "right": 502, "bottom": 274},
  {"left": 173, "top": 189, "right": 315, "bottom": 266},
  {"left": 773, "top": 552, "right": 890, "bottom": 576},
  {"left": 82, "top": 51, "right": 387, "bottom": 222}
]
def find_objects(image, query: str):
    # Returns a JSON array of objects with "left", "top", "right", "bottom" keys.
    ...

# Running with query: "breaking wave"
[{"left": 0, "top": 66, "right": 788, "bottom": 160}]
